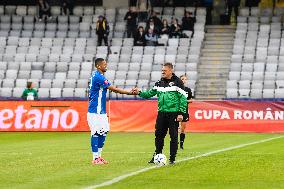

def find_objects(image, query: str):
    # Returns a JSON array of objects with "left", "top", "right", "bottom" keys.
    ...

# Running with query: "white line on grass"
[{"left": 84, "top": 135, "right": 284, "bottom": 189}]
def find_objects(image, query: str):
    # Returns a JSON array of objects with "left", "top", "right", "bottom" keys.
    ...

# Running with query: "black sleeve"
[
  {"left": 186, "top": 87, "right": 193, "bottom": 100},
  {"left": 105, "top": 21, "right": 110, "bottom": 34},
  {"left": 124, "top": 12, "right": 129, "bottom": 20}
]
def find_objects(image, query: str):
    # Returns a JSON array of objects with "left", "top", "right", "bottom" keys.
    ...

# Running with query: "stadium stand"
[
  {"left": 0, "top": 5, "right": 205, "bottom": 99},
  {"left": 227, "top": 6, "right": 284, "bottom": 99}
]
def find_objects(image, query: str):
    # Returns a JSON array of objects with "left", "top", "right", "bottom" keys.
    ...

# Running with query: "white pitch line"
[{"left": 84, "top": 135, "right": 284, "bottom": 189}]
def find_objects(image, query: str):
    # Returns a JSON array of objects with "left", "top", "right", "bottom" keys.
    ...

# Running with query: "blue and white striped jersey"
[{"left": 88, "top": 70, "right": 111, "bottom": 114}]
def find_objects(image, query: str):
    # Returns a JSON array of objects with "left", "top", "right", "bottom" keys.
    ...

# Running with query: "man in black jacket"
[
  {"left": 124, "top": 7, "right": 138, "bottom": 38},
  {"left": 96, "top": 16, "right": 110, "bottom": 46},
  {"left": 182, "top": 11, "right": 196, "bottom": 37},
  {"left": 136, "top": 63, "right": 188, "bottom": 164},
  {"left": 134, "top": 26, "right": 146, "bottom": 46}
]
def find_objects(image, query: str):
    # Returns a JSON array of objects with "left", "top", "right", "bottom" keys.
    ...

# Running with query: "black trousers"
[
  {"left": 97, "top": 34, "right": 108, "bottom": 46},
  {"left": 228, "top": 5, "right": 239, "bottom": 22},
  {"left": 155, "top": 112, "right": 179, "bottom": 161},
  {"left": 39, "top": 9, "right": 51, "bottom": 19},
  {"left": 126, "top": 25, "right": 137, "bottom": 38}
]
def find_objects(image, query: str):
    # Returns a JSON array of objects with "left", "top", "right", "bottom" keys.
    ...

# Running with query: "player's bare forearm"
[{"left": 108, "top": 86, "right": 133, "bottom": 95}]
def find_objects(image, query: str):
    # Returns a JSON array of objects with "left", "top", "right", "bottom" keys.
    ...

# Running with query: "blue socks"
[{"left": 91, "top": 134, "right": 107, "bottom": 160}]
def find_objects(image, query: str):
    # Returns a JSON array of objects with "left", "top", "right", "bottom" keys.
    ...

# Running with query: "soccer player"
[
  {"left": 134, "top": 63, "right": 188, "bottom": 164},
  {"left": 88, "top": 58, "right": 136, "bottom": 165},
  {"left": 179, "top": 75, "right": 193, "bottom": 149}
]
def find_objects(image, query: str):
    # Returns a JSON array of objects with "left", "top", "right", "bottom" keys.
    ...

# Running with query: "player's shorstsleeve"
[{"left": 98, "top": 75, "right": 111, "bottom": 89}]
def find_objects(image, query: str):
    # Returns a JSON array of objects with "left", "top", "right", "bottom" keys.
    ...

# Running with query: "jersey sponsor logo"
[
  {"left": 169, "top": 82, "right": 174, "bottom": 86},
  {"left": 104, "top": 80, "right": 109, "bottom": 85}
]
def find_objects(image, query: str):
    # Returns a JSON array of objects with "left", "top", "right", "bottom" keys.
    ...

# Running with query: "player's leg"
[
  {"left": 97, "top": 114, "right": 110, "bottom": 164},
  {"left": 91, "top": 134, "right": 101, "bottom": 161},
  {"left": 180, "top": 113, "right": 188, "bottom": 149},
  {"left": 148, "top": 112, "right": 167, "bottom": 163},
  {"left": 168, "top": 113, "right": 179, "bottom": 164},
  {"left": 87, "top": 113, "right": 104, "bottom": 165},
  {"left": 180, "top": 122, "right": 186, "bottom": 149}
]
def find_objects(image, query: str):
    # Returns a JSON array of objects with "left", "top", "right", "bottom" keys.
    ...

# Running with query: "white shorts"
[{"left": 87, "top": 113, "right": 110, "bottom": 136}]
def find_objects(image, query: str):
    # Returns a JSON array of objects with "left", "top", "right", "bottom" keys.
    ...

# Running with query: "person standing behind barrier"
[
  {"left": 179, "top": 75, "right": 193, "bottom": 150},
  {"left": 96, "top": 16, "right": 110, "bottom": 46},
  {"left": 133, "top": 63, "right": 188, "bottom": 164},
  {"left": 124, "top": 7, "right": 138, "bottom": 38},
  {"left": 21, "top": 82, "right": 38, "bottom": 101}
]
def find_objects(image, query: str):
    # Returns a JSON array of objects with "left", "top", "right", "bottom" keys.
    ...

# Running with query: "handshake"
[{"left": 128, "top": 87, "right": 140, "bottom": 95}]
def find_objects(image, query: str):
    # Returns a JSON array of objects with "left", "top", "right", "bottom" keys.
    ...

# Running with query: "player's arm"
[
  {"left": 187, "top": 88, "right": 193, "bottom": 103},
  {"left": 107, "top": 85, "right": 134, "bottom": 95},
  {"left": 138, "top": 89, "right": 157, "bottom": 99},
  {"left": 177, "top": 80, "right": 188, "bottom": 114}
]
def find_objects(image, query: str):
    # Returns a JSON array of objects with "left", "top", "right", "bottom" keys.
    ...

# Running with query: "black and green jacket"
[{"left": 139, "top": 74, "right": 188, "bottom": 114}]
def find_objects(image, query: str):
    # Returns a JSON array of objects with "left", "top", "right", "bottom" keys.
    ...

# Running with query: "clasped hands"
[{"left": 128, "top": 87, "right": 140, "bottom": 95}]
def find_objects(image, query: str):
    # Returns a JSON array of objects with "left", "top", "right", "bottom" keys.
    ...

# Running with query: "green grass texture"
[{"left": 0, "top": 132, "right": 283, "bottom": 189}]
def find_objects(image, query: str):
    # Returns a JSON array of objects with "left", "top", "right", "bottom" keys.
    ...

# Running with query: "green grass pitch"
[{"left": 0, "top": 132, "right": 284, "bottom": 189}]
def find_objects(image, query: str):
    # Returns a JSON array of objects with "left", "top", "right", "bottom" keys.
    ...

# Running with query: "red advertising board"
[{"left": 0, "top": 100, "right": 284, "bottom": 132}]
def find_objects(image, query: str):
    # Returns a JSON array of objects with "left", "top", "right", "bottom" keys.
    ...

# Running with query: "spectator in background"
[
  {"left": 145, "top": 28, "right": 158, "bottom": 46},
  {"left": 148, "top": 11, "right": 163, "bottom": 31},
  {"left": 182, "top": 11, "right": 196, "bottom": 36},
  {"left": 245, "top": 0, "right": 260, "bottom": 15},
  {"left": 169, "top": 18, "right": 182, "bottom": 38},
  {"left": 202, "top": 0, "right": 213, "bottom": 25},
  {"left": 137, "top": 0, "right": 151, "bottom": 22},
  {"left": 134, "top": 26, "right": 146, "bottom": 46},
  {"left": 182, "top": 11, "right": 196, "bottom": 32},
  {"left": 129, "top": 0, "right": 138, "bottom": 6},
  {"left": 96, "top": 15, "right": 110, "bottom": 46},
  {"left": 146, "top": 18, "right": 160, "bottom": 35},
  {"left": 37, "top": 0, "right": 51, "bottom": 21},
  {"left": 124, "top": 7, "right": 138, "bottom": 38},
  {"left": 226, "top": 0, "right": 240, "bottom": 23},
  {"left": 21, "top": 82, "right": 38, "bottom": 101},
  {"left": 245, "top": 0, "right": 260, "bottom": 8},
  {"left": 160, "top": 19, "right": 170, "bottom": 38},
  {"left": 60, "top": 0, "right": 74, "bottom": 15}
]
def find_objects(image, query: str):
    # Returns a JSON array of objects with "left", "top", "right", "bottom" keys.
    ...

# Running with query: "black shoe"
[
  {"left": 169, "top": 160, "right": 175, "bottom": 165},
  {"left": 180, "top": 142, "right": 184, "bottom": 150},
  {"left": 148, "top": 157, "right": 154, "bottom": 164}
]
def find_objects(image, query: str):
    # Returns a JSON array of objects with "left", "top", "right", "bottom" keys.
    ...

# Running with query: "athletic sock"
[
  {"left": 91, "top": 134, "right": 99, "bottom": 160},
  {"left": 180, "top": 133, "right": 185, "bottom": 148},
  {"left": 98, "top": 134, "right": 106, "bottom": 157},
  {"left": 98, "top": 148, "right": 102, "bottom": 157},
  {"left": 180, "top": 133, "right": 185, "bottom": 143}
]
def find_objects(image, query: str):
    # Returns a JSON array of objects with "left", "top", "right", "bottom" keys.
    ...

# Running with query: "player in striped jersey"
[{"left": 88, "top": 58, "right": 135, "bottom": 165}]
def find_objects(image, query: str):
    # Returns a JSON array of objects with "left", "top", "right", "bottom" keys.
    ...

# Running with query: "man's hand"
[
  {"left": 176, "top": 114, "right": 183, "bottom": 122},
  {"left": 129, "top": 87, "right": 140, "bottom": 95}
]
